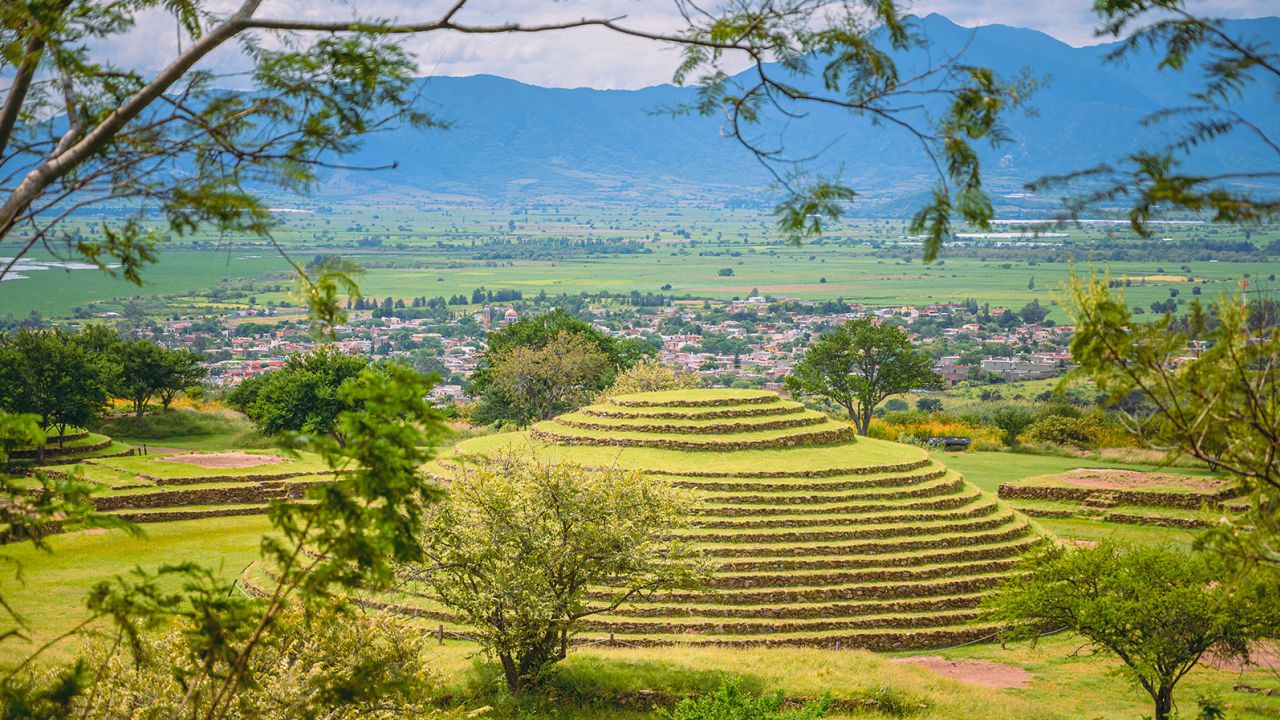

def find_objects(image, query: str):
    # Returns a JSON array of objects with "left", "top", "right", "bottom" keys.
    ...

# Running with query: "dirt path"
[
  {"left": 891, "top": 656, "right": 1033, "bottom": 689},
  {"left": 156, "top": 451, "right": 286, "bottom": 469},
  {"left": 1205, "top": 642, "right": 1280, "bottom": 673},
  {"left": 1060, "top": 468, "right": 1229, "bottom": 492}
]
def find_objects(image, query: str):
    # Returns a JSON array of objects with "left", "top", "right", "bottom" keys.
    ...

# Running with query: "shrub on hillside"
[
  {"left": 66, "top": 601, "right": 439, "bottom": 719},
  {"left": 658, "top": 681, "right": 830, "bottom": 720},
  {"left": 1025, "top": 415, "right": 1104, "bottom": 449}
]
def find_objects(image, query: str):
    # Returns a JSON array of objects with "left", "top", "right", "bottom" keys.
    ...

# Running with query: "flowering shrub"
[{"left": 868, "top": 411, "right": 1002, "bottom": 451}]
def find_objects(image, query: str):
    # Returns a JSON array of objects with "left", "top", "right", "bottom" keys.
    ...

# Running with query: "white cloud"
[{"left": 93, "top": 0, "right": 1278, "bottom": 89}]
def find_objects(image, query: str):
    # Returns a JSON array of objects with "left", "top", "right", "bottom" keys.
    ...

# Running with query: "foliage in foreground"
[
  {"left": 1069, "top": 276, "right": 1280, "bottom": 568},
  {"left": 32, "top": 601, "right": 441, "bottom": 720},
  {"left": 0, "top": 363, "right": 446, "bottom": 719},
  {"left": 659, "top": 681, "right": 830, "bottom": 720},
  {"left": 415, "top": 450, "right": 707, "bottom": 693},
  {"left": 985, "top": 541, "right": 1273, "bottom": 720}
]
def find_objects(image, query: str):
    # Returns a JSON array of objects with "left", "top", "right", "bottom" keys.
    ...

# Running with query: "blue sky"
[{"left": 106, "top": 0, "right": 1278, "bottom": 89}]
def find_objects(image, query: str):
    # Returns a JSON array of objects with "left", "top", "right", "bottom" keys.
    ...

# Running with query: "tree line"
[{"left": 0, "top": 327, "right": 204, "bottom": 452}]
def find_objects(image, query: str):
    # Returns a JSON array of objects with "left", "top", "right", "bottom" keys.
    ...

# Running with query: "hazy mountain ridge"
[{"left": 322, "top": 13, "right": 1280, "bottom": 213}]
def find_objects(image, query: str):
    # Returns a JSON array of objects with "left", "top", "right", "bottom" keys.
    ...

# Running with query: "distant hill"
[{"left": 320, "top": 13, "right": 1280, "bottom": 215}]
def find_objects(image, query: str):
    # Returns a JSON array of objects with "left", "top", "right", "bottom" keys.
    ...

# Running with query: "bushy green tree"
[
  {"left": 597, "top": 358, "right": 703, "bottom": 402},
  {"left": 785, "top": 319, "right": 940, "bottom": 435},
  {"left": 417, "top": 450, "right": 705, "bottom": 693},
  {"left": 118, "top": 339, "right": 172, "bottom": 417},
  {"left": 0, "top": 329, "right": 109, "bottom": 446},
  {"left": 470, "top": 309, "right": 651, "bottom": 424},
  {"left": 489, "top": 331, "right": 612, "bottom": 423},
  {"left": 986, "top": 404, "right": 1038, "bottom": 447},
  {"left": 227, "top": 347, "right": 369, "bottom": 444},
  {"left": 986, "top": 542, "right": 1272, "bottom": 720},
  {"left": 157, "top": 349, "right": 207, "bottom": 410}
]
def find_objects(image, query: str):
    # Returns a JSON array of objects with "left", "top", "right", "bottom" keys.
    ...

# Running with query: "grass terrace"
[
  {"left": 997, "top": 468, "right": 1244, "bottom": 529},
  {"left": 416, "top": 389, "right": 1044, "bottom": 650}
]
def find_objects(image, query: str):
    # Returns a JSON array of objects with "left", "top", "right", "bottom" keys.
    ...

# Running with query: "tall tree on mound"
[
  {"left": 597, "top": 358, "right": 702, "bottom": 401},
  {"left": 470, "top": 309, "right": 651, "bottom": 425},
  {"left": 415, "top": 450, "right": 705, "bottom": 693},
  {"left": 986, "top": 542, "right": 1273, "bottom": 720},
  {"left": 490, "top": 331, "right": 613, "bottom": 424},
  {"left": 785, "top": 319, "right": 940, "bottom": 435}
]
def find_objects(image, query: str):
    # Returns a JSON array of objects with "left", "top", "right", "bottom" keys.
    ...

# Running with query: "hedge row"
[
  {"left": 669, "top": 467, "right": 948, "bottom": 493},
  {"left": 579, "top": 608, "right": 983, "bottom": 636},
  {"left": 676, "top": 512, "right": 1018, "bottom": 546},
  {"left": 702, "top": 522, "right": 1033, "bottom": 558},
  {"left": 716, "top": 538, "right": 1044, "bottom": 573},
  {"left": 529, "top": 425, "right": 855, "bottom": 451},
  {"left": 997, "top": 483, "right": 1236, "bottom": 510},
  {"left": 611, "top": 394, "right": 778, "bottom": 408},
  {"left": 691, "top": 501, "right": 999, "bottom": 531},
  {"left": 706, "top": 557, "right": 1021, "bottom": 590},
  {"left": 582, "top": 404, "right": 803, "bottom": 420},
  {"left": 556, "top": 414, "right": 825, "bottom": 435},
  {"left": 597, "top": 573, "right": 1010, "bottom": 606}
]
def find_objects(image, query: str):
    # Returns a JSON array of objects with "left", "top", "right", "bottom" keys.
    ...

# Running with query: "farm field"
[{"left": 4, "top": 206, "right": 1276, "bottom": 319}]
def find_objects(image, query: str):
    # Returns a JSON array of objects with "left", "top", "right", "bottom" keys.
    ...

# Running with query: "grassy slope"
[
  {"left": 4, "top": 431, "right": 1274, "bottom": 717},
  {"left": 452, "top": 432, "right": 926, "bottom": 474},
  {"left": 937, "top": 451, "right": 1204, "bottom": 545},
  {"left": 0, "top": 516, "right": 271, "bottom": 664}
]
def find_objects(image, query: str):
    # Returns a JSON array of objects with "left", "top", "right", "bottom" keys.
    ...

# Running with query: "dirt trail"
[
  {"left": 891, "top": 656, "right": 1033, "bottom": 689},
  {"left": 157, "top": 451, "right": 286, "bottom": 469},
  {"left": 1060, "top": 468, "right": 1229, "bottom": 492}
]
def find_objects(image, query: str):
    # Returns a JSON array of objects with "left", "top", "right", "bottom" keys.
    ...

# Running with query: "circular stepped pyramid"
[{"left": 413, "top": 389, "right": 1043, "bottom": 650}]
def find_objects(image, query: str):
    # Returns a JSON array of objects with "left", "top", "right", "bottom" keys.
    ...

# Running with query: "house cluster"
[{"left": 142, "top": 294, "right": 1075, "bottom": 402}]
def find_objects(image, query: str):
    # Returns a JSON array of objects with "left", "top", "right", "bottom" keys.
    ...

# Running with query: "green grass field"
[
  {"left": 4, "top": 206, "right": 1275, "bottom": 318},
  {"left": 2, "top": 396, "right": 1276, "bottom": 718}
]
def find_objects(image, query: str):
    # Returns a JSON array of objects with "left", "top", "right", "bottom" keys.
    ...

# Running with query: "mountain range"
[{"left": 317, "top": 13, "right": 1280, "bottom": 215}]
